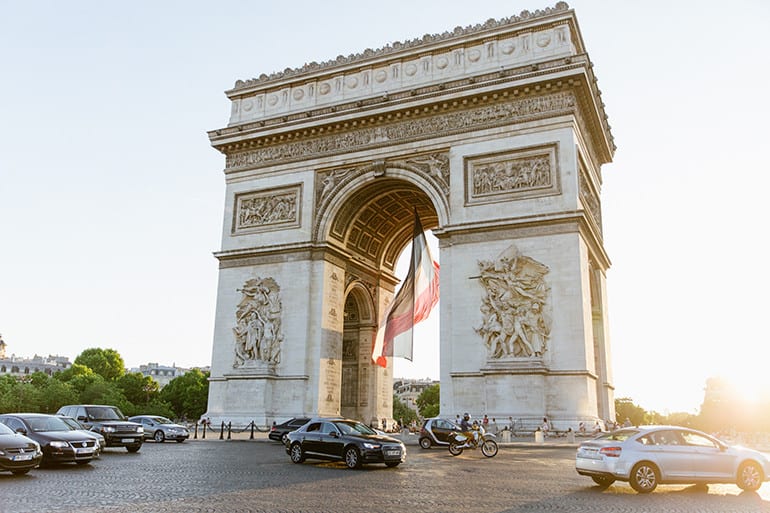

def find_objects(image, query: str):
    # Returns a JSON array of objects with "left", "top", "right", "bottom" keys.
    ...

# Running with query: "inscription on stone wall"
[
  {"left": 475, "top": 245, "right": 551, "bottom": 360},
  {"left": 232, "top": 185, "right": 301, "bottom": 234},
  {"left": 465, "top": 144, "right": 560, "bottom": 205}
]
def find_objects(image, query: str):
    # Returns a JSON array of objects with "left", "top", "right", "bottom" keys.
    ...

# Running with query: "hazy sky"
[{"left": 1, "top": 1, "right": 768, "bottom": 414}]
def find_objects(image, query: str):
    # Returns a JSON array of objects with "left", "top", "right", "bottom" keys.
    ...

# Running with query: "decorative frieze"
[
  {"left": 465, "top": 143, "right": 559, "bottom": 205},
  {"left": 226, "top": 91, "right": 576, "bottom": 171},
  {"left": 232, "top": 184, "right": 301, "bottom": 234}
]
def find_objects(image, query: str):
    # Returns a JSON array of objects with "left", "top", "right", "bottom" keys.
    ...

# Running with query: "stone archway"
[{"left": 205, "top": 5, "right": 616, "bottom": 429}]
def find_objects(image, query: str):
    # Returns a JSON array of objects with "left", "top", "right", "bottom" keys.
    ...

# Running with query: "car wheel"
[
  {"left": 448, "top": 442, "right": 463, "bottom": 456},
  {"left": 591, "top": 475, "right": 615, "bottom": 488},
  {"left": 126, "top": 444, "right": 141, "bottom": 453},
  {"left": 281, "top": 433, "right": 289, "bottom": 445},
  {"left": 737, "top": 461, "right": 763, "bottom": 491},
  {"left": 289, "top": 443, "right": 305, "bottom": 464},
  {"left": 11, "top": 469, "right": 30, "bottom": 475},
  {"left": 629, "top": 462, "right": 658, "bottom": 493},
  {"left": 419, "top": 437, "right": 432, "bottom": 449},
  {"left": 481, "top": 440, "right": 498, "bottom": 458},
  {"left": 344, "top": 447, "right": 362, "bottom": 469},
  {"left": 385, "top": 461, "right": 400, "bottom": 468},
  {"left": 154, "top": 430, "right": 165, "bottom": 443}
]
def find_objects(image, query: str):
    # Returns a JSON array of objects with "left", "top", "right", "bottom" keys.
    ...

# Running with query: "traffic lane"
[{"left": 1, "top": 442, "right": 769, "bottom": 513}]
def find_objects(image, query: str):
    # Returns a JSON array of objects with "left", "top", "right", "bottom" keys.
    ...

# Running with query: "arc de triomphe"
[{"left": 205, "top": 2, "right": 616, "bottom": 429}]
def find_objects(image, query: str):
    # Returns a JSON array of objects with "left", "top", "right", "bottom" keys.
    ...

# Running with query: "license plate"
[
  {"left": 13, "top": 454, "right": 34, "bottom": 461},
  {"left": 121, "top": 438, "right": 136, "bottom": 443},
  {"left": 385, "top": 450, "right": 400, "bottom": 457},
  {"left": 76, "top": 448, "right": 94, "bottom": 454}
]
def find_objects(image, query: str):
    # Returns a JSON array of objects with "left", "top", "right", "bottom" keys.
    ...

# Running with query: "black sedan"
[
  {"left": 285, "top": 418, "right": 406, "bottom": 469},
  {"left": 0, "top": 414, "right": 98, "bottom": 465},
  {"left": 269, "top": 417, "right": 310, "bottom": 443},
  {"left": 0, "top": 421, "right": 42, "bottom": 475}
]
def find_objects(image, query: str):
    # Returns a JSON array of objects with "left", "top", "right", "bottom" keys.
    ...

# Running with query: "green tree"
[
  {"left": 74, "top": 348, "right": 125, "bottom": 381},
  {"left": 415, "top": 383, "right": 439, "bottom": 419},
  {"left": 116, "top": 372, "right": 160, "bottom": 408},
  {"left": 392, "top": 395, "right": 419, "bottom": 427},
  {"left": 54, "top": 363, "right": 95, "bottom": 382},
  {"left": 159, "top": 369, "right": 209, "bottom": 420},
  {"left": 614, "top": 397, "right": 647, "bottom": 426}
]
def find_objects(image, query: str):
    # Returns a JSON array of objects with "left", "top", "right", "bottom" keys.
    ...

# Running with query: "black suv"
[{"left": 56, "top": 405, "right": 143, "bottom": 452}]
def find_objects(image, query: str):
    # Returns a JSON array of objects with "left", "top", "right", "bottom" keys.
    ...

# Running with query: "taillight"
[{"left": 599, "top": 446, "right": 622, "bottom": 458}]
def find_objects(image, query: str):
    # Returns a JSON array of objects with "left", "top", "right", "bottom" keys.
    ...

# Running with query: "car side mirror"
[
  {"left": 77, "top": 416, "right": 88, "bottom": 422},
  {"left": 329, "top": 431, "right": 339, "bottom": 438},
  {"left": 15, "top": 428, "right": 27, "bottom": 435}
]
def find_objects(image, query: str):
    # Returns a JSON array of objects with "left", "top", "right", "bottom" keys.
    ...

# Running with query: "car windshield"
[
  {"left": 86, "top": 406, "right": 124, "bottom": 421},
  {"left": 333, "top": 420, "right": 377, "bottom": 436},
  {"left": 0, "top": 423, "right": 14, "bottom": 435},
  {"left": 60, "top": 417, "right": 84, "bottom": 430},
  {"left": 27, "top": 416, "right": 71, "bottom": 432},
  {"left": 595, "top": 429, "right": 639, "bottom": 442}
]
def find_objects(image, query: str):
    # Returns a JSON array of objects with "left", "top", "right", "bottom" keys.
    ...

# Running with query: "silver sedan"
[
  {"left": 576, "top": 425, "right": 770, "bottom": 493},
  {"left": 128, "top": 416, "right": 189, "bottom": 443}
]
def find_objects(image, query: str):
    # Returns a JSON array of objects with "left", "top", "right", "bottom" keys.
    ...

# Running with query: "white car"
[{"left": 576, "top": 425, "right": 770, "bottom": 493}]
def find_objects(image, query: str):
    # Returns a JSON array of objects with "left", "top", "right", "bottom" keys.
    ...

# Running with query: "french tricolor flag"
[{"left": 372, "top": 211, "right": 440, "bottom": 368}]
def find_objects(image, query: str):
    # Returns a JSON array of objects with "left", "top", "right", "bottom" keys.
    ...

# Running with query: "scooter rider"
[{"left": 459, "top": 413, "right": 477, "bottom": 447}]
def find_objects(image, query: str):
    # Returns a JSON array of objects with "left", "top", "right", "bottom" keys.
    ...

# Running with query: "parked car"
[
  {"left": 418, "top": 417, "right": 461, "bottom": 449},
  {"left": 269, "top": 417, "right": 311, "bottom": 443},
  {"left": 59, "top": 415, "right": 105, "bottom": 458},
  {"left": 56, "top": 405, "right": 143, "bottom": 452},
  {"left": 285, "top": 417, "right": 406, "bottom": 469},
  {"left": 128, "top": 415, "right": 189, "bottom": 443},
  {"left": 0, "top": 421, "right": 42, "bottom": 475},
  {"left": 0, "top": 413, "right": 98, "bottom": 465},
  {"left": 575, "top": 425, "right": 770, "bottom": 493}
]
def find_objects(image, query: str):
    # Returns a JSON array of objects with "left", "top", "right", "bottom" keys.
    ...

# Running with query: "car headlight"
[
  {"left": 50, "top": 441, "right": 69, "bottom": 448},
  {"left": 102, "top": 426, "right": 116, "bottom": 433},
  {"left": 362, "top": 442, "right": 381, "bottom": 449},
  {"left": 136, "top": 427, "right": 144, "bottom": 433},
  {"left": 0, "top": 449, "right": 5, "bottom": 456}
]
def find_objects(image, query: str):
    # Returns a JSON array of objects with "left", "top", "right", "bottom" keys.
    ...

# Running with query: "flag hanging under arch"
[{"left": 372, "top": 211, "right": 440, "bottom": 368}]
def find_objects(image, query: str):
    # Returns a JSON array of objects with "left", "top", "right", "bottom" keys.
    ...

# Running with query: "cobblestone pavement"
[{"left": 2, "top": 438, "right": 769, "bottom": 513}]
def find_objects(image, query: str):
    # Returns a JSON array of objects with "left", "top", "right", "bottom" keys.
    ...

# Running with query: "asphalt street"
[{"left": 2, "top": 436, "right": 769, "bottom": 513}]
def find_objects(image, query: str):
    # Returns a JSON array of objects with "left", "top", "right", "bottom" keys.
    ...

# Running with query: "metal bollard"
[
  {"left": 202, "top": 422, "right": 207, "bottom": 439},
  {"left": 250, "top": 421, "right": 255, "bottom": 440},
  {"left": 227, "top": 422, "right": 232, "bottom": 440},
  {"left": 194, "top": 423, "right": 198, "bottom": 440},
  {"left": 220, "top": 421, "right": 225, "bottom": 440}
]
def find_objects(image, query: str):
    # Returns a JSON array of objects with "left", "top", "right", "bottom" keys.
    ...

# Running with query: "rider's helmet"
[{"left": 463, "top": 412, "right": 470, "bottom": 421}]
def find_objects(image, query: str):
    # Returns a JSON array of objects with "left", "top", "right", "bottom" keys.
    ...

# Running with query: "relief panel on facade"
[
  {"left": 232, "top": 184, "right": 301, "bottom": 235},
  {"left": 578, "top": 161, "right": 602, "bottom": 235},
  {"left": 465, "top": 144, "right": 560, "bottom": 205},
  {"left": 475, "top": 245, "right": 552, "bottom": 360},
  {"left": 233, "top": 277, "right": 283, "bottom": 368}
]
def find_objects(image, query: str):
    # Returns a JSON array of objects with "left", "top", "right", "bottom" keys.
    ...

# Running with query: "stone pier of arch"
[{"left": 204, "top": 3, "right": 616, "bottom": 430}]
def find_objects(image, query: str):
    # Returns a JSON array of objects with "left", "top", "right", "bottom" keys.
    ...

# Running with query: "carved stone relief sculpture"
[
  {"left": 233, "top": 185, "right": 301, "bottom": 234},
  {"left": 475, "top": 245, "right": 551, "bottom": 359},
  {"left": 233, "top": 277, "right": 283, "bottom": 367}
]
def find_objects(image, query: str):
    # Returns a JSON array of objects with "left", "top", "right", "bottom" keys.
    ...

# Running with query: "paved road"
[{"left": 2, "top": 438, "right": 769, "bottom": 513}]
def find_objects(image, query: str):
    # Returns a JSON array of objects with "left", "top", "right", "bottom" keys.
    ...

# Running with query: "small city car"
[
  {"left": 0, "top": 421, "right": 42, "bottom": 475},
  {"left": 286, "top": 418, "right": 406, "bottom": 469},
  {"left": 418, "top": 417, "right": 461, "bottom": 449},
  {"left": 269, "top": 417, "right": 311, "bottom": 443},
  {"left": 128, "top": 415, "right": 190, "bottom": 443},
  {"left": 576, "top": 425, "right": 770, "bottom": 493},
  {"left": 56, "top": 405, "right": 143, "bottom": 452},
  {"left": 0, "top": 413, "right": 98, "bottom": 466}
]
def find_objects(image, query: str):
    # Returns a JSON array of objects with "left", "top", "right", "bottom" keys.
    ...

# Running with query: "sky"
[{"left": 1, "top": 0, "right": 768, "bottom": 415}]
